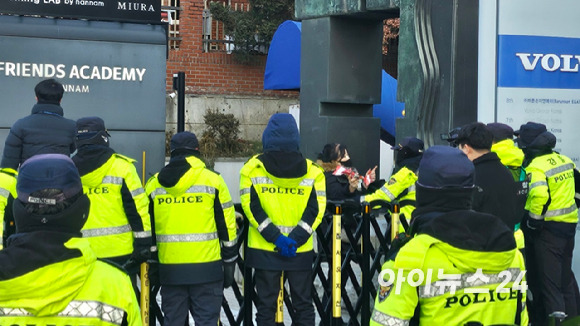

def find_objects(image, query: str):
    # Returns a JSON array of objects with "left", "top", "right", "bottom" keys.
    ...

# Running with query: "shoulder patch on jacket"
[
  {"left": 378, "top": 284, "right": 393, "bottom": 302},
  {"left": 114, "top": 153, "right": 136, "bottom": 163}
]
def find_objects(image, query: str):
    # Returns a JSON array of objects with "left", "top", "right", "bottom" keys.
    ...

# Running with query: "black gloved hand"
[
  {"left": 526, "top": 218, "right": 544, "bottom": 232},
  {"left": 131, "top": 247, "right": 152, "bottom": 264},
  {"left": 522, "top": 211, "right": 543, "bottom": 238},
  {"left": 223, "top": 262, "right": 236, "bottom": 288}
]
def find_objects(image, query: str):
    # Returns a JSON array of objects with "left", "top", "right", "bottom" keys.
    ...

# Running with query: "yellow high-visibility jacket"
[
  {"left": 0, "top": 237, "right": 141, "bottom": 326},
  {"left": 80, "top": 153, "right": 151, "bottom": 259},
  {"left": 526, "top": 152, "right": 577, "bottom": 224},
  {"left": 492, "top": 140, "right": 527, "bottom": 249},
  {"left": 0, "top": 168, "right": 17, "bottom": 250},
  {"left": 362, "top": 167, "right": 418, "bottom": 230},
  {"left": 240, "top": 155, "right": 326, "bottom": 270},
  {"left": 372, "top": 230, "right": 528, "bottom": 326},
  {"left": 146, "top": 155, "right": 237, "bottom": 285},
  {"left": 492, "top": 139, "right": 525, "bottom": 181}
]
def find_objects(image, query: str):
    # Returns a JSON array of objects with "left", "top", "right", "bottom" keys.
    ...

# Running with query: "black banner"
[{"left": 0, "top": 0, "right": 161, "bottom": 24}]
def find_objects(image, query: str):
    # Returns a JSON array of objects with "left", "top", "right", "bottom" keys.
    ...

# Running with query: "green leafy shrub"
[{"left": 199, "top": 109, "right": 261, "bottom": 168}]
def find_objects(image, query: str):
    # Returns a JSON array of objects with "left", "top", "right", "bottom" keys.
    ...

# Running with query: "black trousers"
[
  {"left": 161, "top": 281, "right": 223, "bottom": 326},
  {"left": 254, "top": 269, "right": 314, "bottom": 326},
  {"left": 534, "top": 230, "right": 578, "bottom": 319},
  {"left": 524, "top": 231, "right": 544, "bottom": 325}
]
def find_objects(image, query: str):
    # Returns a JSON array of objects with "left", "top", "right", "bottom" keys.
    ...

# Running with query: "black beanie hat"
[
  {"left": 170, "top": 131, "right": 200, "bottom": 152},
  {"left": 515, "top": 122, "right": 547, "bottom": 148},
  {"left": 76, "top": 116, "right": 111, "bottom": 147},
  {"left": 14, "top": 154, "right": 89, "bottom": 234},
  {"left": 487, "top": 123, "right": 514, "bottom": 142},
  {"left": 392, "top": 137, "right": 424, "bottom": 154}
]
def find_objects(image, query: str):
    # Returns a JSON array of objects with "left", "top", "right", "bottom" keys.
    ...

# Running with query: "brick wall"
[{"left": 165, "top": 0, "right": 299, "bottom": 98}]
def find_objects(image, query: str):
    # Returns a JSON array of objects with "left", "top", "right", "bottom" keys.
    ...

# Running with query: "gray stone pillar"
[{"left": 300, "top": 17, "right": 383, "bottom": 172}]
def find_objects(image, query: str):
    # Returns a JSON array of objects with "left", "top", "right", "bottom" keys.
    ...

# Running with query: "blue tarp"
[
  {"left": 264, "top": 21, "right": 301, "bottom": 90},
  {"left": 264, "top": 20, "right": 404, "bottom": 141},
  {"left": 373, "top": 70, "right": 405, "bottom": 137}
]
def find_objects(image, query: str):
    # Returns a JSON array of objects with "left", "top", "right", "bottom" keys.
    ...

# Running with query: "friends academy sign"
[{"left": 0, "top": 0, "right": 161, "bottom": 24}]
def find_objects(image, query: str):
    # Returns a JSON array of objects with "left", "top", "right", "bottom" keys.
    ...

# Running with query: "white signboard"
[{"left": 495, "top": 0, "right": 580, "bottom": 163}]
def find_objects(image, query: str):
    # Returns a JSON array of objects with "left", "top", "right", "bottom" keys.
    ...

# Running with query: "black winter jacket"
[
  {"left": 472, "top": 151, "right": 520, "bottom": 230},
  {"left": 1, "top": 104, "right": 76, "bottom": 169}
]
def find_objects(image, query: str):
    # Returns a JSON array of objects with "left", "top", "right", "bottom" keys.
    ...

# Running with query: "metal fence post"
[
  {"left": 390, "top": 203, "right": 400, "bottom": 242},
  {"left": 361, "top": 202, "right": 371, "bottom": 326},
  {"left": 243, "top": 218, "right": 253, "bottom": 326},
  {"left": 173, "top": 72, "right": 185, "bottom": 133},
  {"left": 332, "top": 204, "right": 342, "bottom": 326},
  {"left": 275, "top": 272, "right": 284, "bottom": 326}
]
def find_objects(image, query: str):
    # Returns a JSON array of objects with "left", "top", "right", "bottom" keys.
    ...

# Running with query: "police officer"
[
  {"left": 0, "top": 154, "right": 141, "bottom": 326},
  {"left": 72, "top": 117, "right": 152, "bottom": 267},
  {"left": 362, "top": 136, "right": 423, "bottom": 228},
  {"left": 0, "top": 167, "right": 17, "bottom": 249},
  {"left": 487, "top": 122, "right": 527, "bottom": 253},
  {"left": 371, "top": 146, "right": 528, "bottom": 325},
  {"left": 487, "top": 122, "right": 525, "bottom": 181},
  {"left": 145, "top": 131, "right": 238, "bottom": 326},
  {"left": 239, "top": 113, "right": 326, "bottom": 326},
  {"left": 517, "top": 122, "right": 579, "bottom": 323}
]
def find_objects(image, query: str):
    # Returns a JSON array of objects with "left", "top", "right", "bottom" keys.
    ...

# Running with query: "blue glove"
[{"left": 274, "top": 235, "right": 297, "bottom": 257}]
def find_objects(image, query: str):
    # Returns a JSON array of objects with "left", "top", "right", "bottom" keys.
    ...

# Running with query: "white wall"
[{"left": 166, "top": 94, "right": 299, "bottom": 142}]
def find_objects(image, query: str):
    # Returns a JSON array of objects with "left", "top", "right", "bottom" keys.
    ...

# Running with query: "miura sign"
[{"left": 0, "top": 0, "right": 161, "bottom": 24}]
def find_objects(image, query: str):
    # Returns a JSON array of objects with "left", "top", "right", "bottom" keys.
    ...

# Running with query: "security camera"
[{"left": 168, "top": 92, "right": 176, "bottom": 99}]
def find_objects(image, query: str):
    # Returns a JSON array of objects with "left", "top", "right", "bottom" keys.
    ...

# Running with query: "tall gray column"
[{"left": 300, "top": 17, "right": 383, "bottom": 173}]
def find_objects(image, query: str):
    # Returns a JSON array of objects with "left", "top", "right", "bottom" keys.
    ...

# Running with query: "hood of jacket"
[
  {"left": 0, "top": 234, "right": 96, "bottom": 316},
  {"left": 261, "top": 113, "right": 300, "bottom": 153},
  {"left": 522, "top": 131, "right": 557, "bottom": 167},
  {"left": 74, "top": 148, "right": 116, "bottom": 188},
  {"left": 157, "top": 155, "right": 205, "bottom": 197},
  {"left": 393, "top": 154, "right": 422, "bottom": 174},
  {"left": 30, "top": 103, "right": 64, "bottom": 116},
  {"left": 251, "top": 152, "right": 308, "bottom": 188},
  {"left": 491, "top": 139, "right": 524, "bottom": 168},
  {"left": 72, "top": 145, "right": 115, "bottom": 177},
  {"left": 414, "top": 210, "right": 517, "bottom": 273}
]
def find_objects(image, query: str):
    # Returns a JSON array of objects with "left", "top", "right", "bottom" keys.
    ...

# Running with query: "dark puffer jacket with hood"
[{"left": 2, "top": 103, "right": 76, "bottom": 169}]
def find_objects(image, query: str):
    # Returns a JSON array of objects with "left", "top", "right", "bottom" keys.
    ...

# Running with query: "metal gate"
[{"left": 147, "top": 201, "right": 394, "bottom": 325}]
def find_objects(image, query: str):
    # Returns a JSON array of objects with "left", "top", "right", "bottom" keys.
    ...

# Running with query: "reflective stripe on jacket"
[
  {"left": 80, "top": 154, "right": 151, "bottom": 259},
  {"left": 239, "top": 155, "right": 326, "bottom": 268},
  {"left": 363, "top": 167, "right": 417, "bottom": 227},
  {"left": 371, "top": 234, "right": 528, "bottom": 326},
  {"left": 525, "top": 152, "right": 578, "bottom": 223},
  {"left": 0, "top": 238, "right": 141, "bottom": 326},
  {"left": 145, "top": 155, "right": 237, "bottom": 285}
]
